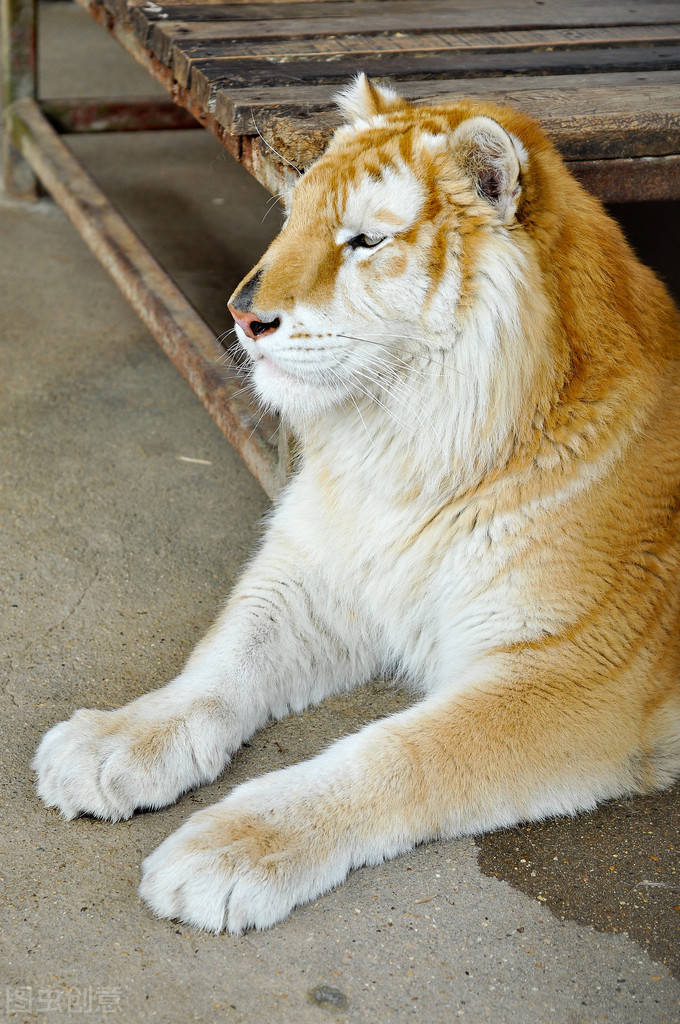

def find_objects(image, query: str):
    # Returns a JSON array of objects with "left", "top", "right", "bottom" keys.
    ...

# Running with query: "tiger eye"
[{"left": 347, "top": 233, "right": 385, "bottom": 250}]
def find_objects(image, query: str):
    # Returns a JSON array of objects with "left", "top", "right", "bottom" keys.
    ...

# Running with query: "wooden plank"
[
  {"left": 217, "top": 72, "right": 680, "bottom": 167},
  {"left": 115, "top": 0, "right": 340, "bottom": 7},
  {"left": 129, "top": 1, "right": 680, "bottom": 48},
  {"left": 187, "top": 44, "right": 680, "bottom": 108},
  {"left": 120, "top": 0, "right": 435, "bottom": 10},
  {"left": 540, "top": 110, "right": 680, "bottom": 160},
  {"left": 158, "top": 24, "right": 680, "bottom": 81},
  {"left": 139, "top": 0, "right": 679, "bottom": 10},
  {"left": 568, "top": 154, "right": 680, "bottom": 202},
  {"left": 131, "top": 0, "right": 680, "bottom": 9},
  {"left": 215, "top": 68, "right": 680, "bottom": 134},
  {"left": 129, "top": 0, "right": 680, "bottom": 27},
  {"left": 249, "top": 108, "right": 680, "bottom": 167}
]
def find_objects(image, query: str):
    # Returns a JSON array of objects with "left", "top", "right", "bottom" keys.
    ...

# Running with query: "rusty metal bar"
[
  {"left": 1, "top": 0, "right": 38, "bottom": 198},
  {"left": 40, "top": 97, "right": 200, "bottom": 134},
  {"left": 7, "top": 97, "right": 281, "bottom": 497}
]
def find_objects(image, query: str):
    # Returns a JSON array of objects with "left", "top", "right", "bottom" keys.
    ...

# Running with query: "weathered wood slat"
[
  {"left": 157, "top": 24, "right": 680, "bottom": 84},
  {"left": 217, "top": 72, "right": 680, "bottom": 167},
  {"left": 125, "top": 0, "right": 680, "bottom": 8},
  {"left": 130, "top": 0, "right": 680, "bottom": 28},
  {"left": 215, "top": 68, "right": 680, "bottom": 134},
  {"left": 186, "top": 44, "right": 680, "bottom": 108},
  {"left": 108, "top": 0, "right": 335, "bottom": 10},
  {"left": 130, "top": 1, "right": 680, "bottom": 48},
  {"left": 138, "top": 0, "right": 680, "bottom": 10},
  {"left": 568, "top": 154, "right": 680, "bottom": 202},
  {"left": 540, "top": 111, "right": 680, "bottom": 161},
  {"left": 238, "top": 127, "right": 680, "bottom": 202},
  {"left": 254, "top": 107, "right": 680, "bottom": 168}
]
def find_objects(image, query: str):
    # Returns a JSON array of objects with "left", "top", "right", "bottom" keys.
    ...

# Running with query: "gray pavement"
[{"left": 2, "top": 5, "right": 679, "bottom": 1021}]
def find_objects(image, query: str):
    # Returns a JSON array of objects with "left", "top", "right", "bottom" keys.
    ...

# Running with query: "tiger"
[{"left": 33, "top": 74, "right": 680, "bottom": 934}]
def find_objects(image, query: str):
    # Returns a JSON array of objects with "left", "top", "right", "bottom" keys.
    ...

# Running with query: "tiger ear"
[
  {"left": 335, "top": 73, "right": 407, "bottom": 124},
  {"left": 449, "top": 116, "right": 524, "bottom": 223}
]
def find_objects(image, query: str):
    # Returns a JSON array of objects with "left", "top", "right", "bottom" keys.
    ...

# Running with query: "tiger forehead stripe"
[
  {"left": 374, "top": 208, "right": 406, "bottom": 226},
  {"left": 341, "top": 163, "right": 424, "bottom": 232}
]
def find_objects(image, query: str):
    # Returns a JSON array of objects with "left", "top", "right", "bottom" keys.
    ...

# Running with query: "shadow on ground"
[{"left": 477, "top": 785, "right": 680, "bottom": 977}]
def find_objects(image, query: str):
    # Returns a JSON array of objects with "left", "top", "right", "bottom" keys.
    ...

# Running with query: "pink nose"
[{"left": 228, "top": 305, "right": 280, "bottom": 341}]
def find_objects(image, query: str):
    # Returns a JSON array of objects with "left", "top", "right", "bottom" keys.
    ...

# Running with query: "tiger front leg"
[
  {"left": 139, "top": 660, "right": 651, "bottom": 933},
  {"left": 32, "top": 532, "right": 375, "bottom": 822}
]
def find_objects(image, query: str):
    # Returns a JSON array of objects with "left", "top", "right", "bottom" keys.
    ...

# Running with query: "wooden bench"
[{"left": 3, "top": 0, "right": 680, "bottom": 495}]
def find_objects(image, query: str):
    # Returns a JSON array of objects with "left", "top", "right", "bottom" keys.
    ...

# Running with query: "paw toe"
[
  {"left": 140, "top": 841, "right": 232, "bottom": 933},
  {"left": 32, "top": 714, "right": 134, "bottom": 821}
]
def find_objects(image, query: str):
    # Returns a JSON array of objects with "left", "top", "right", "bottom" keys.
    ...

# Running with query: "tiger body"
[{"left": 33, "top": 75, "right": 680, "bottom": 932}]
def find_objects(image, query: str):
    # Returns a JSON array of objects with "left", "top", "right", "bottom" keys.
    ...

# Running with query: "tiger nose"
[{"left": 228, "top": 305, "right": 281, "bottom": 341}]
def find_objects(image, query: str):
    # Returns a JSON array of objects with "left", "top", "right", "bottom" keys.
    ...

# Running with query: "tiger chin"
[{"left": 33, "top": 74, "right": 680, "bottom": 934}]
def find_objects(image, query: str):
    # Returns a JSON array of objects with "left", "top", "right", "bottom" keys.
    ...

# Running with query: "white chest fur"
[{"left": 275, "top": 435, "right": 536, "bottom": 695}]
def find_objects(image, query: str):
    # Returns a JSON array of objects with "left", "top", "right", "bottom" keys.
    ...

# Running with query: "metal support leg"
[{"left": 2, "top": 0, "right": 39, "bottom": 198}]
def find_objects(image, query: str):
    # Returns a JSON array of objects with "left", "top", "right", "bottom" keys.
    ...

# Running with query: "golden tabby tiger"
[{"left": 34, "top": 75, "right": 680, "bottom": 933}]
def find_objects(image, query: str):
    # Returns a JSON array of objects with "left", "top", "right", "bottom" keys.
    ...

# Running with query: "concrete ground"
[{"left": 2, "top": 4, "right": 679, "bottom": 1021}]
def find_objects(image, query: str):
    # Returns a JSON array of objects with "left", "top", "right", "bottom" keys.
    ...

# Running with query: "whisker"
[
  {"left": 340, "top": 342, "right": 447, "bottom": 388},
  {"left": 216, "top": 351, "right": 248, "bottom": 373},
  {"left": 231, "top": 382, "right": 259, "bottom": 401},
  {"left": 324, "top": 365, "right": 376, "bottom": 453},
  {"left": 266, "top": 336, "right": 447, "bottom": 385},
  {"left": 340, "top": 348, "right": 439, "bottom": 441},
  {"left": 338, "top": 333, "right": 461, "bottom": 380},
  {"left": 337, "top": 334, "right": 440, "bottom": 370},
  {"left": 347, "top": 362, "right": 432, "bottom": 437},
  {"left": 262, "top": 191, "right": 287, "bottom": 223},
  {"left": 340, "top": 369, "right": 410, "bottom": 434},
  {"left": 247, "top": 407, "right": 269, "bottom": 442}
]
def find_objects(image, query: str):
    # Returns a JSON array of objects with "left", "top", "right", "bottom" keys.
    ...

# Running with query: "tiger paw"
[
  {"left": 33, "top": 698, "right": 231, "bottom": 822},
  {"left": 139, "top": 780, "right": 352, "bottom": 933}
]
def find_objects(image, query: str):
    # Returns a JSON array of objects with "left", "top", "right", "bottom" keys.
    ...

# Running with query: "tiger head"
[{"left": 229, "top": 74, "right": 566, "bottom": 446}]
